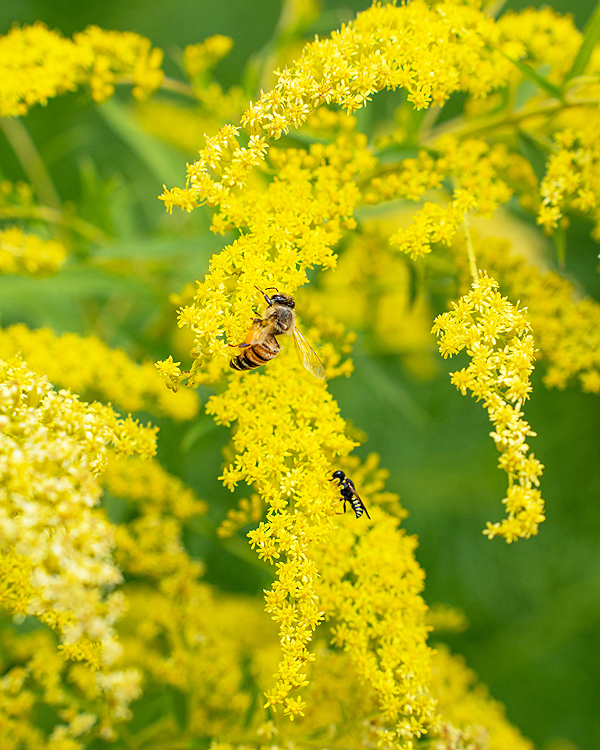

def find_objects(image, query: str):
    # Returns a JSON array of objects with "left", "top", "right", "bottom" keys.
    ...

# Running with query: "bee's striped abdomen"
[{"left": 230, "top": 337, "right": 280, "bottom": 372}]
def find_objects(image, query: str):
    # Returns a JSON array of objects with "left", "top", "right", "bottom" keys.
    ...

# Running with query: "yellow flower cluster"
[
  {"left": 0, "top": 22, "right": 91, "bottom": 117},
  {"left": 385, "top": 137, "right": 513, "bottom": 259},
  {"left": 73, "top": 26, "right": 164, "bottom": 103},
  {"left": 0, "top": 22, "right": 163, "bottom": 117},
  {"left": 451, "top": 233, "right": 600, "bottom": 394},
  {"left": 432, "top": 275, "right": 545, "bottom": 542},
  {"left": 538, "top": 125, "right": 600, "bottom": 236},
  {"left": 102, "top": 453, "right": 207, "bottom": 519},
  {"left": 313, "top": 508, "right": 437, "bottom": 745},
  {"left": 160, "top": 0, "right": 520, "bottom": 213},
  {"left": 206, "top": 362, "right": 438, "bottom": 743},
  {"left": 183, "top": 35, "right": 234, "bottom": 81},
  {"left": 207, "top": 357, "right": 355, "bottom": 717},
  {"left": 495, "top": 6, "right": 582, "bottom": 84},
  {"left": 0, "top": 357, "right": 156, "bottom": 669},
  {"left": 108, "top": 469, "right": 264, "bottom": 738},
  {"left": 0, "top": 628, "right": 142, "bottom": 749},
  {"left": 0, "top": 226, "right": 66, "bottom": 275},
  {"left": 0, "top": 324, "right": 198, "bottom": 419},
  {"left": 158, "top": 128, "right": 372, "bottom": 389}
]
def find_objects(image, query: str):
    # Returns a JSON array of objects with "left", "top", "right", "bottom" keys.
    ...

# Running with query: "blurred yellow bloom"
[
  {"left": 0, "top": 357, "right": 155, "bottom": 666},
  {"left": 0, "top": 22, "right": 163, "bottom": 117},
  {"left": 0, "top": 324, "right": 199, "bottom": 419},
  {"left": 0, "top": 227, "right": 66, "bottom": 274}
]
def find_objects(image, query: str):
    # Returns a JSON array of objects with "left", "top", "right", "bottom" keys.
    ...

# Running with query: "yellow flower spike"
[
  {"left": 161, "top": 0, "right": 537, "bottom": 214},
  {"left": 0, "top": 357, "right": 155, "bottom": 668},
  {"left": 432, "top": 274, "right": 545, "bottom": 542},
  {"left": 450, "top": 232, "right": 600, "bottom": 396},
  {"left": 164, "top": 128, "right": 371, "bottom": 387},
  {"left": 384, "top": 139, "right": 513, "bottom": 259}
]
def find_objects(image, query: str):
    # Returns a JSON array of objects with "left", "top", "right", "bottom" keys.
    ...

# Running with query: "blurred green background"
[{"left": 1, "top": 1, "right": 599, "bottom": 748}]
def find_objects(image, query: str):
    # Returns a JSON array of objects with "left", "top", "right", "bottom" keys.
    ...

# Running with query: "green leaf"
[
  {"left": 0, "top": 264, "right": 157, "bottom": 332},
  {"left": 167, "top": 685, "right": 189, "bottom": 731},
  {"left": 554, "top": 223, "right": 567, "bottom": 268},
  {"left": 517, "top": 130, "right": 551, "bottom": 184},
  {"left": 96, "top": 98, "right": 188, "bottom": 188},
  {"left": 564, "top": 0, "right": 600, "bottom": 84},
  {"left": 93, "top": 234, "right": 221, "bottom": 261},
  {"left": 500, "top": 50, "right": 563, "bottom": 100}
]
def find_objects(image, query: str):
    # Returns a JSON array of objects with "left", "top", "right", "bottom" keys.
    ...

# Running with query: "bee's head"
[
  {"left": 258, "top": 286, "right": 295, "bottom": 309},
  {"left": 331, "top": 470, "right": 345, "bottom": 481},
  {"left": 271, "top": 292, "right": 295, "bottom": 309}
]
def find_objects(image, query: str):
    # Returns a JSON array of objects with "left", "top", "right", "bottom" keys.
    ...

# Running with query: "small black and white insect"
[{"left": 331, "top": 470, "right": 371, "bottom": 519}]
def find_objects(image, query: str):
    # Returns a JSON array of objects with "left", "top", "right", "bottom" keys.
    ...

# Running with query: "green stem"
[
  {"left": 554, "top": 224, "right": 567, "bottom": 269},
  {"left": 113, "top": 73, "right": 198, "bottom": 100},
  {"left": 0, "top": 117, "right": 62, "bottom": 210},
  {"left": 159, "top": 76, "right": 198, "bottom": 99},
  {"left": 420, "top": 95, "right": 597, "bottom": 145},
  {"left": 0, "top": 205, "right": 109, "bottom": 244},
  {"left": 464, "top": 213, "right": 479, "bottom": 283}
]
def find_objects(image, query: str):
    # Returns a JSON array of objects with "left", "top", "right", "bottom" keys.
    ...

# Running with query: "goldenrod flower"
[
  {"left": 0, "top": 324, "right": 199, "bottom": 419},
  {"left": 450, "top": 232, "right": 600, "bottom": 395},
  {"left": 0, "top": 226, "right": 66, "bottom": 274},
  {"left": 432, "top": 275, "right": 545, "bottom": 542},
  {"left": 183, "top": 35, "right": 234, "bottom": 81},
  {"left": 0, "top": 22, "right": 163, "bottom": 117},
  {"left": 0, "top": 357, "right": 156, "bottom": 667}
]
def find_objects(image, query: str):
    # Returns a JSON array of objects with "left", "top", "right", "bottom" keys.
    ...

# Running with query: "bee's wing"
[
  {"left": 347, "top": 479, "right": 371, "bottom": 519},
  {"left": 231, "top": 319, "right": 269, "bottom": 348},
  {"left": 293, "top": 327, "right": 325, "bottom": 380}
]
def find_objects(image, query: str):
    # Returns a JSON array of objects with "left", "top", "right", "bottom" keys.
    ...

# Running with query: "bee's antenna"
[{"left": 255, "top": 285, "right": 273, "bottom": 305}]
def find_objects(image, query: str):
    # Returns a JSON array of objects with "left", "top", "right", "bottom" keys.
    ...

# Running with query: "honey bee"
[
  {"left": 331, "top": 470, "right": 371, "bottom": 519},
  {"left": 229, "top": 287, "right": 325, "bottom": 380}
]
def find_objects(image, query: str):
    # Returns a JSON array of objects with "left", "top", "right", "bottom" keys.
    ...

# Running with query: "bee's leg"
[{"left": 227, "top": 342, "right": 250, "bottom": 349}]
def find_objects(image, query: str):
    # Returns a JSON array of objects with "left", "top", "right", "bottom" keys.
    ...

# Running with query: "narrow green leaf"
[
  {"left": 554, "top": 224, "right": 567, "bottom": 268},
  {"left": 181, "top": 415, "right": 220, "bottom": 452},
  {"left": 407, "top": 259, "right": 420, "bottom": 311},
  {"left": 517, "top": 130, "right": 551, "bottom": 184},
  {"left": 564, "top": 0, "right": 600, "bottom": 84},
  {"left": 500, "top": 50, "right": 563, "bottom": 100},
  {"left": 96, "top": 98, "right": 187, "bottom": 187},
  {"left": 167, "top": 685, "right": 188, "bottom": 731}
]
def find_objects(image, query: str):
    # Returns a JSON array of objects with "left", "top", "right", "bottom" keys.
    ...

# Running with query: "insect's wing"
[
  {"left": 347, "top": 479, "right": 371, "bottom": 519},
  {"left": 293, "top": 327, "right": 325, "bottom": 380},
  {"left": 232, "top": 319, "right": 269, "bottom": 348}
]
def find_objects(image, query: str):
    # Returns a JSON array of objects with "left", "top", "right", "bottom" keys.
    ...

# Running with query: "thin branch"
[
  {"left": 0, "top": 205, "right": 109, "bottom": 244},
  {"left": 464, "top": 213, "right": 479, "bottom": 283},
  {"left": 0, "top": 117, "right": 62, "bottom": 210},
  {"left": 420, "top": 95, "right": 599, "bottom": 146}
]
